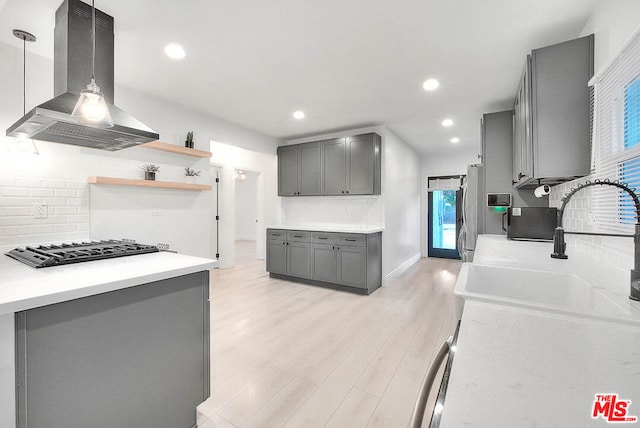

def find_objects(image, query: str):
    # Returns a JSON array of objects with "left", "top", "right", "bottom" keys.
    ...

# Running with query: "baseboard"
[{"left": 383, "top": 252, "right": 421, "bottom": 285}]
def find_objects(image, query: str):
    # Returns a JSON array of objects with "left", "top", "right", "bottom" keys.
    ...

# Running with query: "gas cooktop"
[{"left": 5, "top": 240, "right": 160, "bottom": 268}]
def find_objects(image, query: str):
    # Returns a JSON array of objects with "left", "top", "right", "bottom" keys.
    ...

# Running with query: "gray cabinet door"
[
  {"left": 321, "top": 138, "right": 346, "bottom": 195},
  {"left": 267, "top": 240, "right": 287, "bottom": 274},
  {"left": 512, "top": 57, "right": 533, "bottom": 186},
  {"left": 337, "top": 245, "right": 367, "bottom": 289},
  {"left": 287, "top": 242, "right": 311, "bottom": 279},
  {"left": 346, "top": 134, "right": 375, "bottom": 195},
  {"left": 299, "top": 142, "right": 321, "bottom": 196},
  {"left": 278, "top": 145, "right": 299, "bottom": 196},
  {"left": 311, "top": 243, "right": 338, "bottom": 283}
]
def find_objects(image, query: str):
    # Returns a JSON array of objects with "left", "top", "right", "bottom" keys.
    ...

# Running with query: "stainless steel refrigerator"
[{"left": 458, "top": 164, "right": 484, "bottom": 262}]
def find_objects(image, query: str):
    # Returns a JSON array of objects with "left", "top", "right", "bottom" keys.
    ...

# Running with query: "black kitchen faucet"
[{"left": 551, "top": 179, "right": 640, "bottom": 301}]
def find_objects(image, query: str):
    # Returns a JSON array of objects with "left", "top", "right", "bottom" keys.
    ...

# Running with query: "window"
[
  {"left": 619, "top": 77, "right": 640, "bottom": 225},
  {"left": 591, "top": 29, "right": 640, "bottom": 234}
]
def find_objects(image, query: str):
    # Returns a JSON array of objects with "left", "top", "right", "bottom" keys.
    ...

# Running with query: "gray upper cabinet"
[
  {"left": 346, "top": 134, "right": 377, "bottom": 195},
  {"left": 279, "top": 132, "right": 381, "bottom": 196},
  {"left": 277, "top": 142, "right": 321, "bottom": 196},
  {"left": 512, "top": 34, "right": 594, "bottom": 188}
]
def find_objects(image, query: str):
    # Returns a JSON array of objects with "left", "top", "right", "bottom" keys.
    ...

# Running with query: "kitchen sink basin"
[{"left": 454, "top": 263, "right": 630, "bottom": 322}]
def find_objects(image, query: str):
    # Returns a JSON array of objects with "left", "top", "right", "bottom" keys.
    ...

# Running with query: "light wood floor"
[{"left": 198, "top": 240, "right": 463, "bottom": 428}]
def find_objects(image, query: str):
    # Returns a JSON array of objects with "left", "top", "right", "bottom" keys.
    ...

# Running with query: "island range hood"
[{"left": 6, "top": 0, "right": 159, "bottom": 151}]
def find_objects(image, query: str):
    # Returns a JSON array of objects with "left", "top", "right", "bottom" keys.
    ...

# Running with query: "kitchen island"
[
  {"left": 0, "top": 251, "right": 217, "bottom": 428},
  {"left": 439, "top": 235, "right": 640, "bottom": 427}
]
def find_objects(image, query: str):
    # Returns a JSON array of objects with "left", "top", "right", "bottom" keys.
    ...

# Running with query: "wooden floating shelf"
[
  {"left": 140, "top": 141, "right": 212, "bottom": 158},
  {"left": 88, "top": 176, "right": 212, "bottom": 191}
]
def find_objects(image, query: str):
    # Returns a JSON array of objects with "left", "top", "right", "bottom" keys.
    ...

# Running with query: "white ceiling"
[{"left": 0, "top": 0, "right": 597, "bottom": 155}]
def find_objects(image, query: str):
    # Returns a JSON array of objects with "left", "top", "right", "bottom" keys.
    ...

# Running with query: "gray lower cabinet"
[
  {"left": 267, "top": 230, "right": 312, "bottom": 279},
  {"left": 267, "top": 228, "right": 382, "bottom": 294},
  {"left": 337, "top": 245, "right": 367, "bottom": 288},
  {"left": 286, "top": 241, "right": 311, "bottom": 279},
  {"left": 15, "top": 271, "right": 210, "bottom": 428},
  {"left": 266, "top": 239, "right": 287, "bottom": 274}
]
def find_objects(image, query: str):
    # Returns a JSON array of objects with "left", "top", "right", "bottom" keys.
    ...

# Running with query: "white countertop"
[
  {"left": 440, "top": 234, "right": 640, "bottom": 427},
  {"left": 266, "top": 224, "right": 384, "bottom": 233},
  {"left": 0, "top": 252, "right": 218, "bottom": 315},
  {"left": 440, "top": 301, "right": 640, "bottom": 427}
]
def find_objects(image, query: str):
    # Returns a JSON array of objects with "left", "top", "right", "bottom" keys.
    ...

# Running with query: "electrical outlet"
[
  {"left": 33, "top": 203, "right": 48, "bottom": 219},
  {"left": 156, "top": 243, "right": 170, "bottom": 251}
]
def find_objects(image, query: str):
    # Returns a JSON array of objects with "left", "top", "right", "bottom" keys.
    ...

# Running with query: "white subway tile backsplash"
[
  {"left": 55, "top": 206, "right": 79, "bottom": 215},
  {"left": 0, "top": 188, "right": 29, "bottom": 197},
  {"left": 28, "top": 188, "right": 55, "bottom": 197},
  {"left": 0, "top": 178, "right": 89, "bottom": 245},
  {"left": 54, "top": 189, "right": 77, "bottom": 198},
  {"left": 42, "top": 180, "right": 67, "bottom": 189},
  {"left": 550, "top": 175, "right": 634, "bottom": 270},
  {"left": 14, "top": 179, "right": 43, "bottom": 188}
]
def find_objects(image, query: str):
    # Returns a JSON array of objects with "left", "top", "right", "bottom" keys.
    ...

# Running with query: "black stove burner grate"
[{"left": 5, "top": 240, "right": 160, "bottom": 268}]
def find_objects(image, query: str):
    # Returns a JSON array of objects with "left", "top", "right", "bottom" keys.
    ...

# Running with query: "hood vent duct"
[{"left": 6, "top": 0, "right": 159, "bottom": 151}]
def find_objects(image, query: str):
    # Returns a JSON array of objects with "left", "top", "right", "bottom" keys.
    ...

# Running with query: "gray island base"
[
  {"left": 266, "top": 228, "right": 382, "bottom": 295},
  {"left": 15, "top": 271, "right": 210, "bottom": 428}
]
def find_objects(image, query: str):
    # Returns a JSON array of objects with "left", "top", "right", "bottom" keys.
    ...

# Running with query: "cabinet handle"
[
  {"left": 293, "top": 235, "right": 303, "bottom": 238},
  {"left": 272, "top": 233, "right": 281, "bottom": 236},
  {"left": 345, "top": 238, "right": 356, "bottom": 242},
  {"left": 346, "top": 190, "right": 349, "bottom": 194},
  {"left": 518, "top": 172, "right": 525, "bottom": 179},
  {"left": 332, "top": 246, "right": 335, "bottom": 250},
  {"left": 341, "top": 190, "right": 345, "bottom": 194},
  {"left": 317, "top": 237, "right": 328, "bottom": 240}
]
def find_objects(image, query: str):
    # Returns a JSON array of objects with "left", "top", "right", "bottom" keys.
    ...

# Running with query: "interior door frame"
[{"left": 427, "top": 185, "right": 462, "bottom": 260}]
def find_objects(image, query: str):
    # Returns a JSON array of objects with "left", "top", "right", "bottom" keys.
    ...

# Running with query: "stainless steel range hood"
[{"left": 6, "top": 0, "right": 159, "bottom": 151}]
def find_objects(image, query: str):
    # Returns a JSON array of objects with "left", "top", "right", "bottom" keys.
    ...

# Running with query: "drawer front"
[
  {"left": 337, "top": 234, "right": 366, "bottom": 246},
  {"left": 312, "top": 232, "right": 340, "bottom": 244},
  {"left": 286, "top": 230, "right": 311, "bottom": 242},
  {"left": 267, "top": 229, "right": 286, "bottom": 240}
]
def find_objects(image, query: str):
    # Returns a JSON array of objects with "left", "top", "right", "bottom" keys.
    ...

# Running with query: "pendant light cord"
[
  {"left": 91, "top": 0, "right": 96, "bottom": 81},
  {"left": 23, "top": 35, "right": 26, "bottom": 115}
]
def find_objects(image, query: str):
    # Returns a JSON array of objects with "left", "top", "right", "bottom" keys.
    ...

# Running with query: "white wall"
[
  {"left": 383, "top": 129, "right": 423, "bottom": 280},
  {"left": 210, "top": 141, "right": 279, "bottom": 268},
  {"left": 282, "top": 125, "right": 423, "bottom": 281},
  {"left": 0, "top": 41, "right": 279, "bottom": 258},
  {"left": 579, "top": 0, "right": 640, "bottom": 72},
  {"left": 235, "top": 171, "right": 259, "bottom": 241}
]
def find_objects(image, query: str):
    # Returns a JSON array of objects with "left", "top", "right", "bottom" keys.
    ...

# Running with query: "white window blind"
[
  {"left": 427, "top": 176, "right": 462, "bottom": 191},
  {"left": 591, "top": 27, "right": 640, "bottom": 233}
]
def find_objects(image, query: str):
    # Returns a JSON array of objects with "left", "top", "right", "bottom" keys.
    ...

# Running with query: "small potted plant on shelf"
[
  {"left": 185, "top": 131, "right": 194, "bottom": 149},
  {"left": 184, "top": 167, "right": 201, "bottom": 184},
  {"left": 142, "top": 164, "right": 160, "bottom": 181}
]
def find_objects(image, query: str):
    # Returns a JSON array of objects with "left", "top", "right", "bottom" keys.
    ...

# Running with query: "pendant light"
[
  {"left": 12, "top": 29, "right": 39, "bottom": 155},
  {"left": 70, "top": 0, "right": 113, "bottom": 127}
]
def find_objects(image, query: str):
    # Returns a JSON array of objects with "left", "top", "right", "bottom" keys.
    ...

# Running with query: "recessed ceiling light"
[
  {"left": 441, "top": 118, "right": 454, "bottom": 127},
  {"left": 164, "top": 43, "right": 186, "bottom": 60},
  {"left": 422, "top": 78, "right": 440, "bottom": 91},
  {"left": 450, "top": 137, "right": 460, "bottom": 143},
  {"left": 293, "top": 110, "right": 305, "bottom": 120}
]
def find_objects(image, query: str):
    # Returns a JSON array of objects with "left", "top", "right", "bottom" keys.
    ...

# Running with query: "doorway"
[
  {"left": 427, "top": 176, "right": 462, "bottom": 259},
  {"left": 234, "top": 170, "right": 260, "bottom": 263}
]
